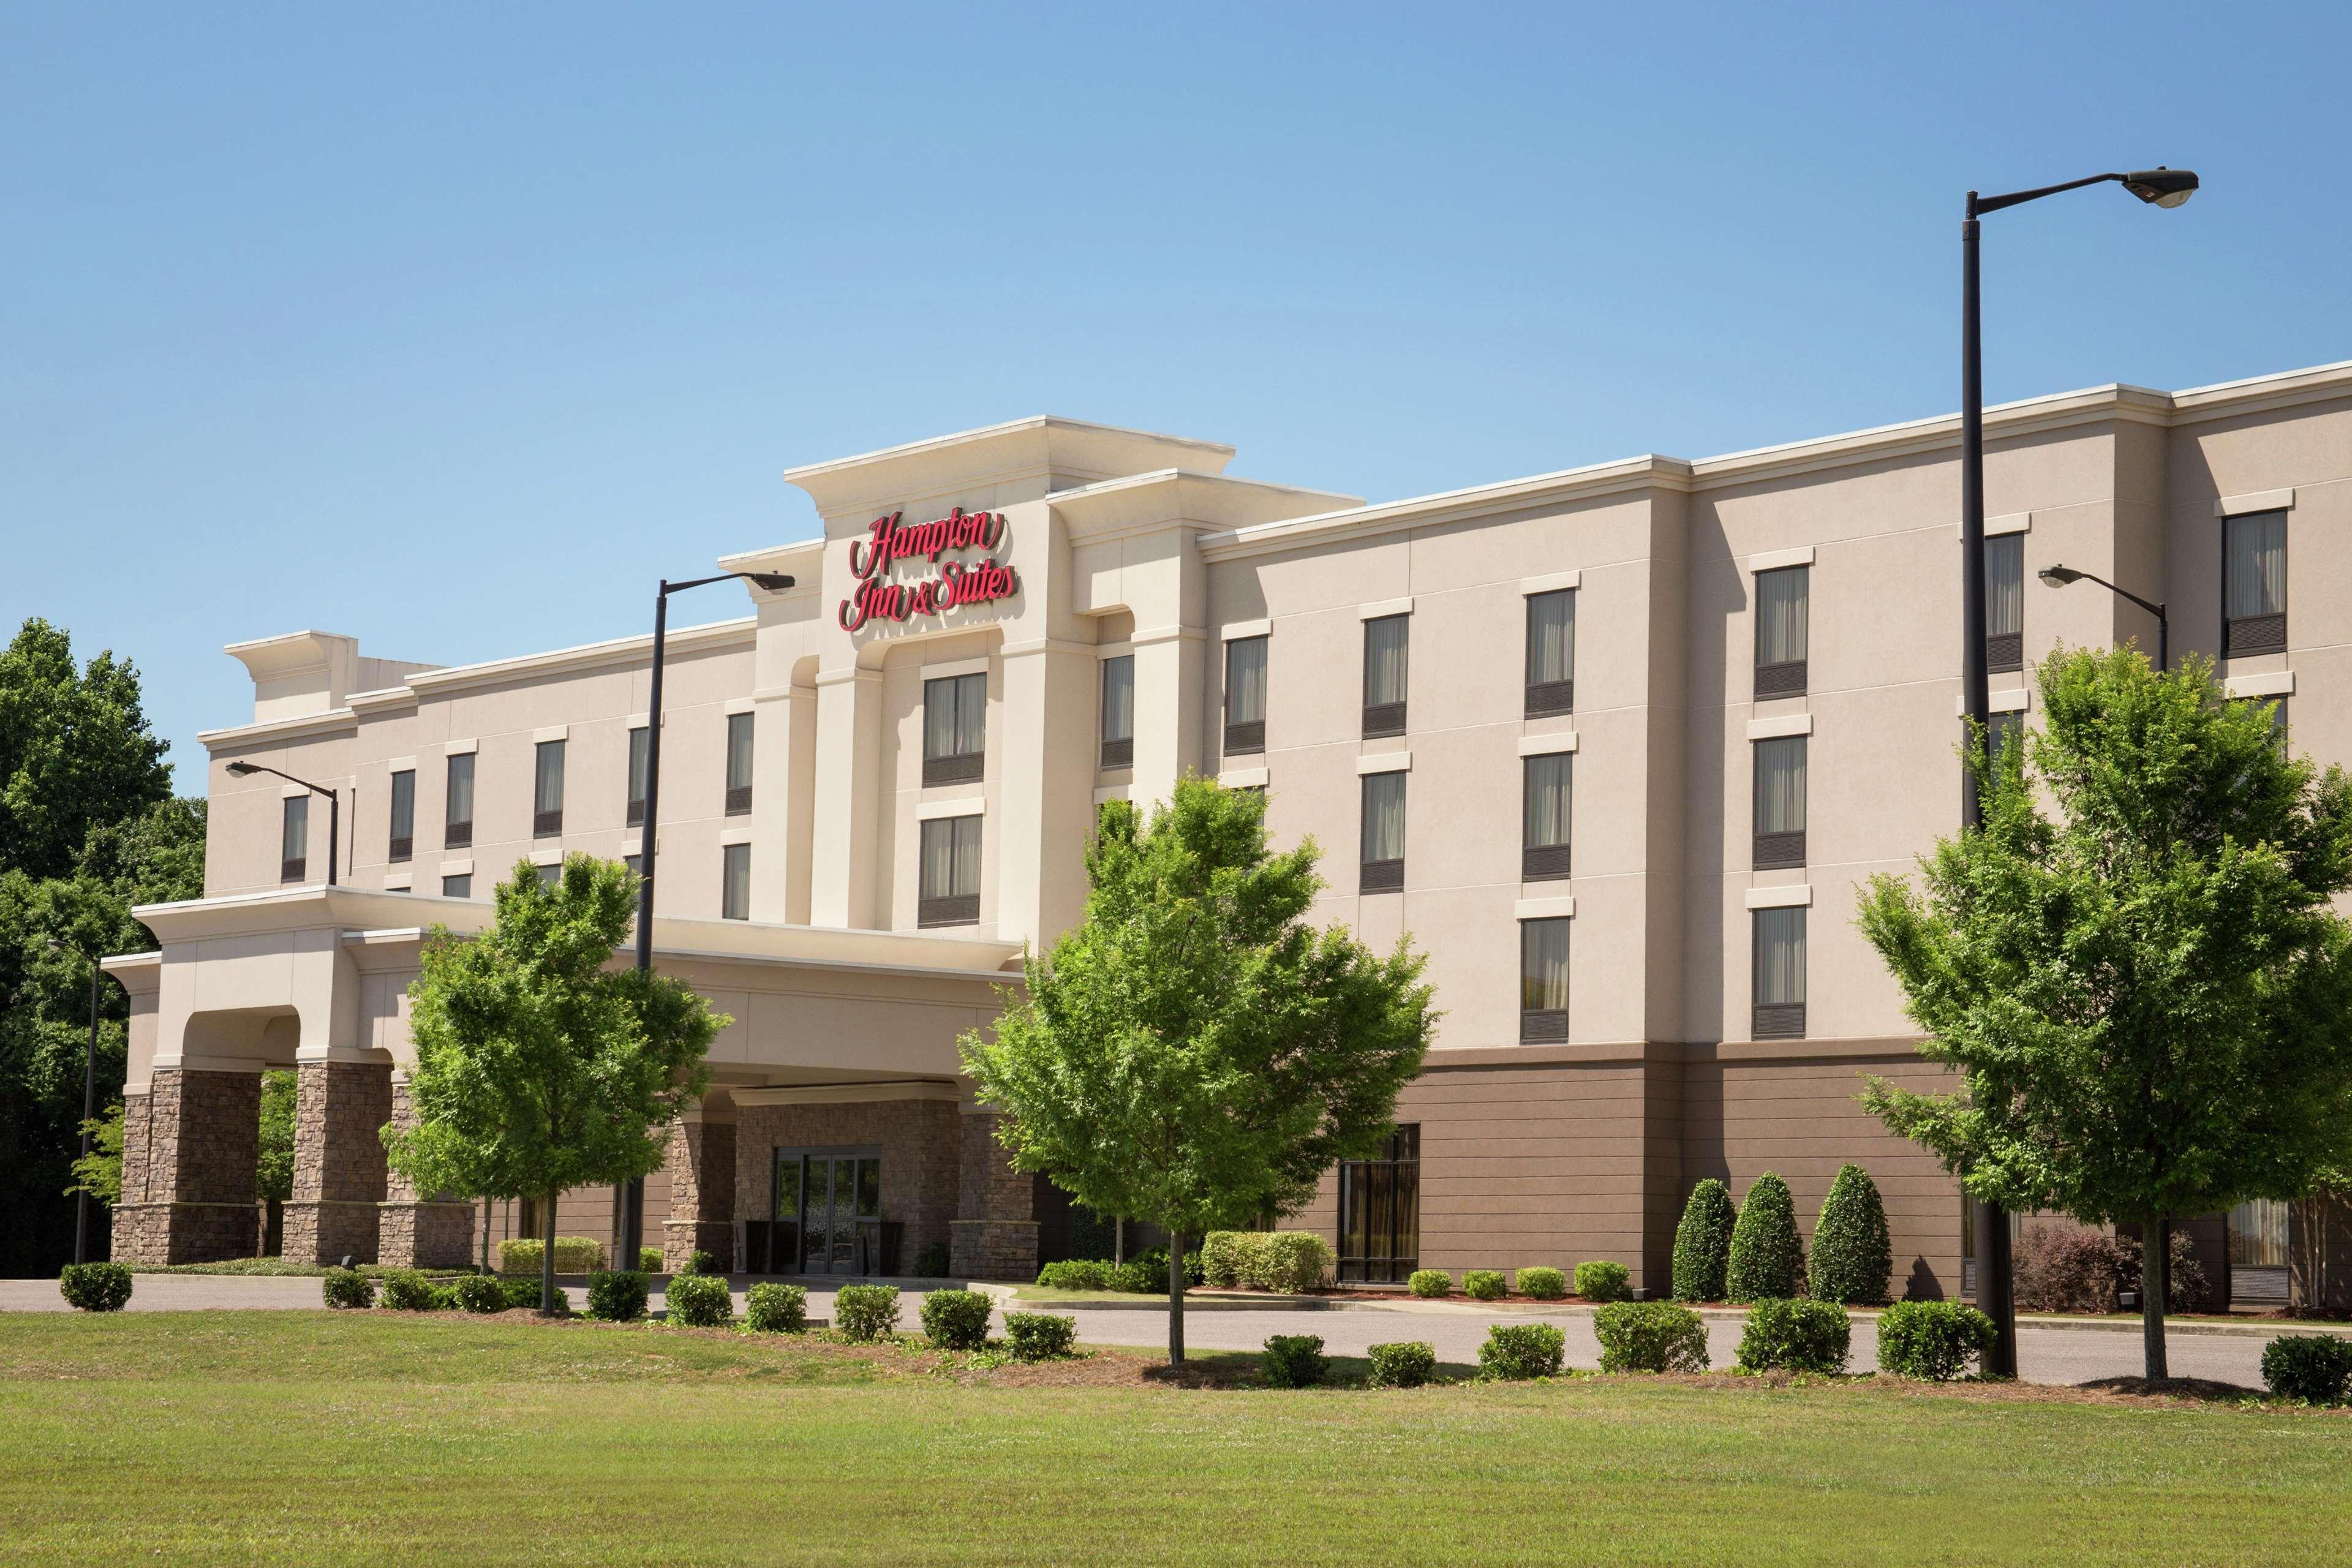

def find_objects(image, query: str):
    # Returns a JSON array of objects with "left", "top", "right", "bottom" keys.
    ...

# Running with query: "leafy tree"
[
  {"left": 1808, "top": 1163, "right": 1892, "bottom": 1305},
  {"left": 1860, "top": 647, "right": 2352, "bottom": 1380},
  {"left": 66, "top": 1102, "right": 125, "bottom": 1207},
  {"left": 961, "top": 778, "right": 1436, "bottom": 1363},
  {"left": 385, "top": 856, "right": 727, "bottom": 1312},
  {"left": 1672, "top": 1178, "right": 1736, "bottom": 1302},
  {"left": 255, "top": 1069, "right": 297, "bottom": 1208},
  {"left": 1725, "top": 1170, "right": 1804, "bottom": 1302},
  {"left": 0, "top": 618, "right": 172, "bottom": 882}
]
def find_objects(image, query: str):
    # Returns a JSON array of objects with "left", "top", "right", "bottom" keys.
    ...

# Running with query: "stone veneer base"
[{"left": 379, "top": 1201, "right": 475, "bottom": 1268}]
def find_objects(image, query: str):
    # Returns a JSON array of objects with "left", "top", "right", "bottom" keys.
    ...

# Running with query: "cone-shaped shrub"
[
  {"left": 1808, "top": 1163, "right": 1893, "bottom": 1305},
  {"left": 1671, "top": 1180, "right": 1736, "bottom": 1302},
  {"left": 1725, "top": 1171, "right": 1804, "bottom": 1303}
]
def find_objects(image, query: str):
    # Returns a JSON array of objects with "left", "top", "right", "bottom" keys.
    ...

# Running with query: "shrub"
[
  {"left": 1809, "top": 1164, "right": 1893, "bottom": 1306},
  {"left": 2013, "top": 1223, "right": 2122, "bottom": 1314},
  {"left": 665, "top": 1272, "right": 733, "bottom": 1327},
  {"left": 1594, "top": 1301, "right": 1709, "bottom": 1373},
  {"left": 1876, "top": 1300, "right": 1997, "bottom": 1381},
  {"left": 453, "top": 1273, "right": 508, "bottom": 1314},
  {"left": 500, "top": 1237, "right": 606, "bottom": 1276},
  {"left": 1479, "top": 1322, "right": 1566, "bottom": 1381},
  {"left": 1035, "top": 1259, "right": 1112, "bottom": 1291},
  {"left": 834, "top": 1284, "right": 901, "bottom": 1342},
  {"left": 1257, "top": 1232, "right": 1335, "bottom": 1293},
  {"left": 1200, "top": 1231, "right": 1264, "bottom": 1288},
  {"left": 429, "top": 1283, "right": 462, "bottom": 1311},
  {"left": 911, "top": 1240, "right": 952, "bottom": 1279},
  {"left": 322, "top": 1267, "right": 377, "bottom": 1310},
  {"left": 380, "top": 1269, "right": 452, "bottom": 1312},
  {"left": 500, "top": 1275, "right": 548, "bottom": 1311},
  {"left": 1366, "top": 1341, "right": 1438, "bottom": 1389},
  {"left": 1260, "top": 1334, "right": 1329, "bottom": 1388},
  {"left": 1408, "top": 1269, "right": 1452, "bottom": 1299},
  {"left": 586, "top": 1270, "right": 650, "bottom": 1322},
  {"left": 1725, "top": 1172, "right": 1805, "bottom": 1303},
  {"left": 676, "top": 1249, "right": 720, "bottom": 1278},
  {"left": 1672, "top": 1179, "right": 1737, "bottom": 1302},
  {"left": 1464, "top": 1269, "right": 1508, "bottom": 1301},
  {"left": 639, "top": 1246, "right": 664, "bottom": 1273},
  {"left": 1120, "top": 1245, "right": 1204, "bottom": 1292},
  {"left": 921, "top": 1289, "right": 995, "bottom": 1351},
  {"left": 1515, "top": 1267, "right": 1567, "bottom": 1301},
  {"left": 2261, "top": 1334, "right": 2352, "bottom": 1404},
  {"left": 1735, "top": 1297, "right": 1850, "bottom": 1374},
  {"left": 58, "top": 1262, "right": 133, "bottom": 1313},
  {"left": 746, "top": 1283, "right": 809, "bottom": 1334},
  {"left": 1003, "top": 1311, "right": 1078, "bottom": 1361},
  {"left": 1574, "top": 1261, "right": 1631, "bottom": 1303}
]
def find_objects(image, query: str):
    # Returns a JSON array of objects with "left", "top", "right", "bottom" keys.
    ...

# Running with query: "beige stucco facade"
[{"left": 110, "top": 360, "right": 2352, "bottom": 1302}]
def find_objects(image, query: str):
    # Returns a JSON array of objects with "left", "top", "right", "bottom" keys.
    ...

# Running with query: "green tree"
[
  {"left": 1808, "top": 1163, "right": 1892, "bottom": 1305},
  {"left": 960, "top": 778, "right": 1436, "bottom": 1363},
  {"left": 384, "top": 856, "right": 727, "bottom": 1312},
  {"left": 1859, "top": 646, "right": 2352, "bottom": 1381},
  {"left": 0, "top": 618, "right": 172, "bottom": 882},
  {"left": 1671, "top": 1178, "right": 1736, "bottom": 1302},
  {"left": 255, "top": 1070, "right": 297, "bottom": 1208},
  {"left": 66, "top": 1102, "right": 125, "bottom": 1207},
  {"left": 1725, "top": 1170, "right": 1804, "bottom": 1302}
]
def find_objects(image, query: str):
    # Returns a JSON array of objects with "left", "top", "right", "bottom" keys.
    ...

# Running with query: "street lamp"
[
  {"left": 2039, "top": 563, "right": 2169, "bottom": 671},
  {"left": 48, "top": 938, "right": 112, "bottom": 1265},
  {"left": 1959, "top": 163, "right": 2197, "bottom": 1381},
  {"left": 616, "top": 569, "right": 794, "bottom": 1273},
  {"left": 225, "top": 761, "right": 342, "bottom": 886}
]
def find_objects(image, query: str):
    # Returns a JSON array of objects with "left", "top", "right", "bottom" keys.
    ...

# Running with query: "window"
[
  {"left": 2229, "top": 1199, "right": 2291, "bottom": 1302},
  {"left": 1224, "top": 635, "right": 1267, "bottom": 755},
  {"left": 1525, "top": 590, "right": 1575, "bottom": 717},
  {"left": 627, "top": 726, "right": 649, "bottom": 828},
  {"left": 1985, "top": 535, "right": 2023, "bottom": 673},
  {"left": 623, "top": 853, "right": 643, "bottom": 883},
  {"left": 918, "top": 815, "right": 982, "bottom": 927},
  {"left": 1752, "top": 907, "right": 1806, "bottom": 1038},
  {"left": 1520, "top": 918, "right": 1570, "bottom": 1042},
  {"left": 1755, "top": 566, "right": 1808, "bottom": 698},
  {"left": 1752, "top": 736, "right": 1807, "bottom": 869},
  {"left": 440, "top": 873, "right": 472, "bottom": 899},
  {"left": 1986, "top": 709, "right": 2023, "bottom": 767},
  {"left": 533, "top": 741, "right": 565, "bottom": 838},
  {"left": 535, "top": 861, "right": 562, "bottom": 888},
  {"left": 1362, "top": 615, "right": 1409, "bottom": 737},
  {"left": 722, "top": 842, "right": 750, "bottom": 921},
  {"left": 2225, "top": 510, "right": 2288, "bottom": 655},
  {"left": 387, "top": 769, "right": 415, "bottom": 863},
  {"left": 1360, "top": 772, "right": 1405, "bottom": 893},
  {"left": 1336, "top": 1125, "right": 1420, "bottom": 1284},
  {"left": 1099, "top": 655, "right": 1134, "bottom": 768},
  {"left": 922, "top": 673, "right": 987, "bottom": 786},
  {"left": 279, "top": 796, "right": 307, "bottom": 883},
  {"left": 725, "top": 713, "right": 754, "bottom": 816},
  {"left": 444, "top": 753, "right": 475, "bottom": 850},
  {"left": 1521, "top": 753, "right": 1572, "bottom": 881}
]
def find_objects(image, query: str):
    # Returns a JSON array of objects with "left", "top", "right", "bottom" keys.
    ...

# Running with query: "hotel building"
[{"left": 107, "top": 359, "right": 2352, "bottom": 1308}]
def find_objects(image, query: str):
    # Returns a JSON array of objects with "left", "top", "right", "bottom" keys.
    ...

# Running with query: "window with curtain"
[
  {"left": 1224, "top": 636, "right": 1268, "bottom": 753},
  {"left": 1985, "top": 535, "right": 2024, "bottom": 672},
  {"left": 922, "top": 673, "right": 987, "bottom": 785},
  {"left": 2228, "top": 1198, "right": 2291, "bottom": 1301},
  {"left": 1521, "top": 753, "right": 1572, "bottom": 881},
  {"left": 533, "top": 740, "right": 565, "bottom": 838},
  {"left": 919, "top": 814, "right": 982, "bottom": 927},
  {"left": 444, "top": 753, "right": 475, "bottom": 848},
  {"left": 627, "top": 727, "right": 649, "bottom": 827},
  {"left": 1519, "top": 918, "right": 1570, "bottom": 1041},
  {"left": 722, "top": 842, "right": 751, "bottom": 921},
  {"left": 440, "top": 873, "right": 472, "bottom": 899},
  {"left": 388, "top": 769, "right": 415, "bottom": 863},
  {"left": 1359, "top": 771, "right": 1405, "bottom": 892},
  {"left": 726, "top": 712, "right": 755, "bottom": 815},
  {"left": 535, "top": 862, "right": 562, "bottom": 888},
  {"left": 2224, "top": 510, "right": 2287, "bottom": 655},
  {"left": 1524, "top": 590, "right": 1575, "bottom": 717},
  {"left": 1752, "top": 907, "right": 1806, "bottom": 1038},
  {"left": 1755, "top": 567, "right": 1809, "bottom": 698},
  {"left": 1752, "top": 736, "right": 1807, "bottom": 869},
  {"left": 279, "top": 796, "right": 307, "bottom": 883},
  {"left": 1336, "top": 1125, "right": 1420, "bottom": 1284},
  {"left": 1362, "top": 615, "right": 1409, "bottom": 737},
  {"left": 1099, "top": 655, "right": 1134, "bottom": 768}
]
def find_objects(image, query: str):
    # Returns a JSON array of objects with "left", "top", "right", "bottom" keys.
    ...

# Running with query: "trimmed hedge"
[
  {"left": 2262, "top": 1334, "right": 2352, "bottom": 1404},
  {"left": 921, "top": 1289, "right": 995, "bottom": 1351},
  {"left": 500, "top": 1237, "right": 606, "bottom": 1276},
  {"left": 453, "top": 1273, "right": 508, "bottom": 1314},
  {"left": 1515, "top": 1267, "right": 1567, "bottom": 1301},
  {"left": 1036, "top": 1259, "right": 1112, "bottom": 1291},
  {"left": 1200, "top": 1232, "right": 1257, "bottom": 1288},
  {"left": 1407, "top": 1270, "right": 1452, "bottom": 1299},
  {"left": 746, "top": 1282, "right": 809, "bottom": 1334},
  {"left": 323, "top": 1267, "right": 377, "bottom": 1310},
  {"left": 500, "top": 1275, "right": 549, "bottom": 1311},
  {"left": 1258, "top": 1232, "right": 1334, "bottom": 1293},
  {"left": 586, "top": 1270, "right": 650, "bottom": 1322},
  {"left": 1463, "top": 1269, "right": 1507, "bottom": 1302},
  {"left": 677, "top": 1250, "right": 720, "bottom": 1278},
  {"left": 1735, "top": 1297, "right": 1850, "bottom": 1374},
  {"left": 1366, "top": 1341, "right": 1438, "bottom": 1389},
  {"left": 1479, "top": 1322, "right": 1566, "bottom": 1381},
  {"left": 1574, "top": 1261, "right": 1631, "bottom": 1303},
  {"left": 835, "top": 1284, "right": 901, "bottom": 1342},
  {"left": 639, "top": 1246, "right": 664, "bottom": 1273},
  {"left": 1594, "top": 1300, "right": 1709, "bottom": 1373},
  {"left": 1672, "top": 1179, "right": 1736, "bottom": 1302},
  {"left": 665, "top": 1272, "right": 733, "bottom": 1327},
  {"left": 1003, "top": 1312, "right": 1078, "bottom": 1362},
  {"left": 1875, "top": 1300, "right": 1996, "bottom": 1381},
  {"left": 58, "top": 1262, "right": 133, "bottom": 1313},
  {"left": 379, "top": 1269, "right": 447, "bottom": 1312},
  {"left": 1809, "top": 1163, "right": 1893, "bottom": 1306},
  {"left": 1261, "top": 1334, "right": 1329, "bottom": 1388},
  {"left": 1725, "top": 1172, "right": 1804, "bottom": 1303}
]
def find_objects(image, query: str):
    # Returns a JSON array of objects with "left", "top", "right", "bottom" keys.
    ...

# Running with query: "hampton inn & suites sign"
[{"left": 838, "top": 507, "right": 1022, "bottom": 631}]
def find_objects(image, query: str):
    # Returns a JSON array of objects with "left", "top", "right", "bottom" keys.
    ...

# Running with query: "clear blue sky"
[{"left": 6, "top": 2, "right": 2345, "bottom": 786}]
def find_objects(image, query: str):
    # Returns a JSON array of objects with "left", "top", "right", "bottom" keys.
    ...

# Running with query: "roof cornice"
[
  {"left": 402, "top": 617, "right": 756, "bottom": 698},
  {"left": 199, "top": 709, "right": 359, "bottom": 752},
  {"left": 1052, "top": 469, "right": 1363, "bottom": 546},
  {"left": 783, "top": 415, "right": 1238, "bottom": 521}
]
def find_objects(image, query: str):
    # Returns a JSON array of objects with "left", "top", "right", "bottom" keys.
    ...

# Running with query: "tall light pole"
[
  {"left": 2039, "top": 564, "right": 2168, "bottom": 672},
  {"left": 616, "top": 569, "right": 794, "bottom": 1274},
  {"left": 225, "top": 760, "right": 342, "bottom": 886},
  {"left": 48, "top": 938, "right": 110, "bottom": 1265},
  {"left": 1959, "top": 164, "right": 2196, "bottom": 1379}
]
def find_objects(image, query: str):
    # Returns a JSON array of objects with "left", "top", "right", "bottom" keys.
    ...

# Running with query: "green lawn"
[{"left": 2, "top": 1313, "right": 2346, "bottom": 1566}]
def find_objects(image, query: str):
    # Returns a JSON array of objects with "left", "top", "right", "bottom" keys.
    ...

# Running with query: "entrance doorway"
[{"left": 772, "top": 1148, "right": 883, "bottom": 1275}]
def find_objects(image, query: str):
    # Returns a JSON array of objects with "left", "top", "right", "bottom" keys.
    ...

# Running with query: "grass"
[{"left": 2, "top": 1312, "right": 2348, "bottom": 1566}]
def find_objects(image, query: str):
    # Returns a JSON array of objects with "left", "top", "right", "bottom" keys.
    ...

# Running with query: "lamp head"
[
  {"left": 226, "top": 761, "right": 260, "bottom": 777},
  {"left": 744, "top": 573, "right": 796, "bottom": 592},
  {"left": 2040, "top": 565, "right": 2084, "bottom": 586},
  {"left": 2122, "top": 167, "right": 2198, "bottom": 209}
]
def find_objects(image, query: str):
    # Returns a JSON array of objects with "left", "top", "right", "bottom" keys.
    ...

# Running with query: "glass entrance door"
[{"left": 774, "top": 1150, "right": 883, "bottom": 1275}]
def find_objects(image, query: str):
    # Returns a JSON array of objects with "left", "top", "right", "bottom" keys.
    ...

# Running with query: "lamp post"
[
  {"left": 225, "top": 760, "right": 342, "bottom": 886},
  {"left": 616, "top": 569, "right": 795, "bottom": 1275},
  {"left": 1958, "top": 164, "right": 2196, "bottom": 1381},
  {"left": 2038, "top": 564, "right": 2168, "bottom": 672},
  {"left": 48, "top": 938, "right": 110, "bottom": 1265}
]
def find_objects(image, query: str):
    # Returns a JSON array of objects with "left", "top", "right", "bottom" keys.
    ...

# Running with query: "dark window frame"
[
  {"left": 918, "top": 813, "right": 983, "bottom": 928},
  {"left": 1754, "top": 564, "right": 1809, "bottom": 698},
  {"left": 2223, "top": 509, "right": 2288, "bottom": 656},
  {"left": 443, "top": 753, "right": 474, "bottom": 850},
  {"left": 1335, "top": 1125, "right": 1420, "bottom": 1285},
  {"left": 725, "top": 712, "right": 755, "bottom": 816},
  {"left": 387, "top": 769, "right": 415, "bottom": 864},
  {"left": 721, "top": 841, "right": 751, "bottom": 921},
  {"left": 1223, "top": 635, "right": 1268, "bottom": 756},
  {"left": 440, "top": 873, "right": 472, "bottom": 899},
  {"left": 1521, "top": 751, "right": 1572, "bottom": 881},
  {"left": 1359, "top": 769, "right": 1405, "bottom": 894},
  {"left": 1752, "top": 735, "right": 1807, "bottom": 871},
  {"left": 532, "top": 739, "right": 565, "bottom": 839},
  {"left": 279, "top": 795, "right": 307, "bottom": 883},
  {"left": 1752, "top": 905, "right": 1807, "bottom": 1039},
  {"left": 1524, "top": 589, "right": 1576, "bottom": 718},
  {"left": 626, "top": 726, "right": 649, "bottom": 828},
  {"left": 1985, "top": 533, "right": 2024, "bottom": 674},
  {"left": 1519, "top": 916, "right": 1570, "bottom": 1042},
  {"left": 1099, "top": 654, "right": 1134, "bottom": 769},
  {"left": 922, "top": 673, "right": 988, "bottom": 786},
  {"left": 1361, "top": 614, "right": 1409, "bottom": 739}
]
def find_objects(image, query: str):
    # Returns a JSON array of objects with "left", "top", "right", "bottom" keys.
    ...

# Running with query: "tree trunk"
[
  {"left": 541, "top": 1188, "right": 560, "bottom": 1316},
  {"left": 2141, "top": 1216, "right": 2169, "bottom": 1384},
  {"left": 1167, "top": 1227, "right": 1185, "bottom": 1366}
]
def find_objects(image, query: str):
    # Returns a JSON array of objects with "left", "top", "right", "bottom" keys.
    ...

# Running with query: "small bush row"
[
  {"left": 1672, "top": 1164, "right": 1894, "bottom": 1306},
  {"left": 1198, "top": 1231, "right": 1335, "bottom": 1292},
  {"left": 1035, "top": 1248, "right": 1204, "bottom": 1294},
  {"left": 498, "top": 1237, "right": 608, "bottom": 1276},
  {"left": 1404, "top": 1262, "right": 1629, "bottom": 1301}
]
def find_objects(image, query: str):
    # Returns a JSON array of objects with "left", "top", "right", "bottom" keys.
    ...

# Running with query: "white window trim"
[
  {"left": 1218, "top": 766, "right": 1267, "bottom": 790},
  {"left": 1744, "top": 884, "right": 1812, "bottom": 910},
  {"left": 922, "top": 657, "right": 990, "bottom": 681},
  {"left": 720, "top": 824, "right": 754, "bottom": 846},
  {"left": 440, "top": 858, "right": 473, "bottom": 877},
  {"left": 384, "top": 755, "right": 417, "bottom": 773},
  {"left": 1220, "top": 618, "right": 1272, "bottom": 642},
  {"left": 532, "top": 725, "right": 568, "bottom": 744},
  {"left": 1954, "top": 689, "right": 2032, "bottom": 715},
  {"left": 2226, "top": 669, "right": 2295, "bottom": 699},
  {"left": 279, "top": 782, "right": 311, "bottom": 800},
  {"left": 1520, "top": 570, "right": 1580, "bottom": 595},
  {"left": 1354, "top": 751, "right": 1411, "bottom": 775},
  {"left": 1092, "top": 785, "right": 1128, "bottom": 807},
  {"left": 723, "top": 696, "right": 756, "bottom": 715},
  {"left": 382, "top": 873, "right": 412, "bottom": 891},
  {"left": 1746, "top": 713, "right": 1812, "bottom": 741},
  {"left": 1358, "top": 597, "right": 1413, "bottom": 620},
  {"left": 1513, "top": 895, "right": 1576, "bottom": 920},
  {"left": 1748, "top": 546, "right": 1814, "bottom": 573},
  {"left": 916, "top": 796, "right": 984, "bottom": 821},
  {"left": 2215, "top": 488, "right": 2294, "bottom": 518},
  {"left": 445, "top": 737, "right": 477, "bottom": 756},
  {"left": 1515, "top": 733, "right": 1579, "bottom": 757},
  {"left": 530, "top": 846, "right": 563, "bottom": 867}
]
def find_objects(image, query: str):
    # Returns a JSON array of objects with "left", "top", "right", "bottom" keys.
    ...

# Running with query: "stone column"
[
  {"left": 377, "top": 1074, "right": 475, "bottom": 1268},
  {"left": 950, "top": 1110, "right": 1038, "bottom": 1281},
  {"left": 660, "top": 1116, "right": 737, "bottom": 1272},
  {"left": 281, "top": 1058, "right": 394, "bottom": 1265},
  {"left": 110, "top": 1068, "right": 262, "bottom": 1264}
]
